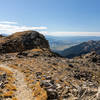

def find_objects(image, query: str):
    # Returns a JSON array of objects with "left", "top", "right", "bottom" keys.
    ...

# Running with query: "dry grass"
[
  {"left": 0, "top": 67, "right": 13, "bottom": 75},
  {"left": 0, "top": 66, "right": 17, "bottom": 99},
  {"left": 8, "top": 65, "right": 18, "bottom": 69},
  {"left": 3, "top": 91, "right": 14, "bottom": 98},
  {"left": 7, "top": 30, "right": 33, "bottom": 40},
  {"left": 30, "top": 49, "right": 43, "bottom": 52},
  {"left": 5, "top": 84, "right": 17, "bottom": 91},
  {"left": 32, "top": 82, "right": 47, "bottom": 100},
  {"left": 12, "top": 97, "right": 18, "bottom": 100}
]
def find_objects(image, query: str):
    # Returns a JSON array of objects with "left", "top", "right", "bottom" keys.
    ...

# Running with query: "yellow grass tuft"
[
  {"left": 32, "top": 82, "right": 47, "bottom": 100},
  {"left": 5, "top": 84, "right": 17, "bottom": 91},
  {"left": 0, "top": 67, "right": 13, "bottom": 75},
  {"left": 31, "top": 49, "right": 42, "bottom": 52},
  {"left": 12, "top": 97, "right": 18, "bottom": 100},
  {"left": 3, "top": 91, "right": 14, "bottom": 98}
]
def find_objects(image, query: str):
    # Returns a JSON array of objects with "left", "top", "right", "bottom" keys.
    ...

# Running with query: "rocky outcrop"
[{"left": 0, "top": 31, "right": 50, "bottom": 53}]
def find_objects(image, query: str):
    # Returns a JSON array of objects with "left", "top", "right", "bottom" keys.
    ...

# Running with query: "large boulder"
[{"left": 0, "top": 31, "right": 50, "bottom": 53}]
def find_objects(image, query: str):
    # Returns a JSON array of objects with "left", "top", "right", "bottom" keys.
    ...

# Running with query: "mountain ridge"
[{"left": 61, "top": 40, "right": 100, "bottom": 58}]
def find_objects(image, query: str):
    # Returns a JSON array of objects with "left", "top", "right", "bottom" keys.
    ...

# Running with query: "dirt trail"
[
  {"left": 96, "top": 86, "right": 100, "bottom": 99},
  {"left": 0, "top": 64, "right": 33, "bottom": 100}
]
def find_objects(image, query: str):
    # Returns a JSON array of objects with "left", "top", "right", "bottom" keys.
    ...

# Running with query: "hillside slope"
[
  {"left": 0, "top": 31, "right": 100, "bottom": 100},
  {"left": 61, "top": 40, "right": 100, "bottom": 58}
]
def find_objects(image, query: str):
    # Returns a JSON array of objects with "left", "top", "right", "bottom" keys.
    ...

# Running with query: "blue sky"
[{"left": 0, "top": 0, "right": 99, "bottom": 36}]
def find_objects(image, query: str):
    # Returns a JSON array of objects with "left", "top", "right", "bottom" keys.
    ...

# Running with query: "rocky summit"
[
  {"left": 0, "top": 31, "right": 49, "bottom": 53},
  {"left": 0, "top": 31, "right": 100, "bottom": 100}
]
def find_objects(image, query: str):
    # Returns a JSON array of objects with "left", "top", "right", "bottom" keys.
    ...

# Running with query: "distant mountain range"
[
  {"left": 60, "top": 40, "right": 100, "bottom": 58},
  {"left": 45, "top": 35, "right": 100, "bottom": 52}
]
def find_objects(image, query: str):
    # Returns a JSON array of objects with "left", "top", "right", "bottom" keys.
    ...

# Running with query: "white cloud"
[
  {"left": 0, "top": 21, "right": 18, "bottom": 25},
  {"left": 0, "top": 21, "right": 47, "bottom": 35},
  {"left": 0, "top": 21, "right": 100, "bottom": 37},
  {"left": 39, "top": 31, "right": 48, "bottom": 35},
  {"left": 49, "top": 32, "right": 100, "bottom": 36}
]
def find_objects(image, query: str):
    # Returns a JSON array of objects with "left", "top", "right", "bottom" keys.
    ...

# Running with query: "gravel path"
[{"left": 0, "top": 64, "right": 33, "bottom": 100}]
